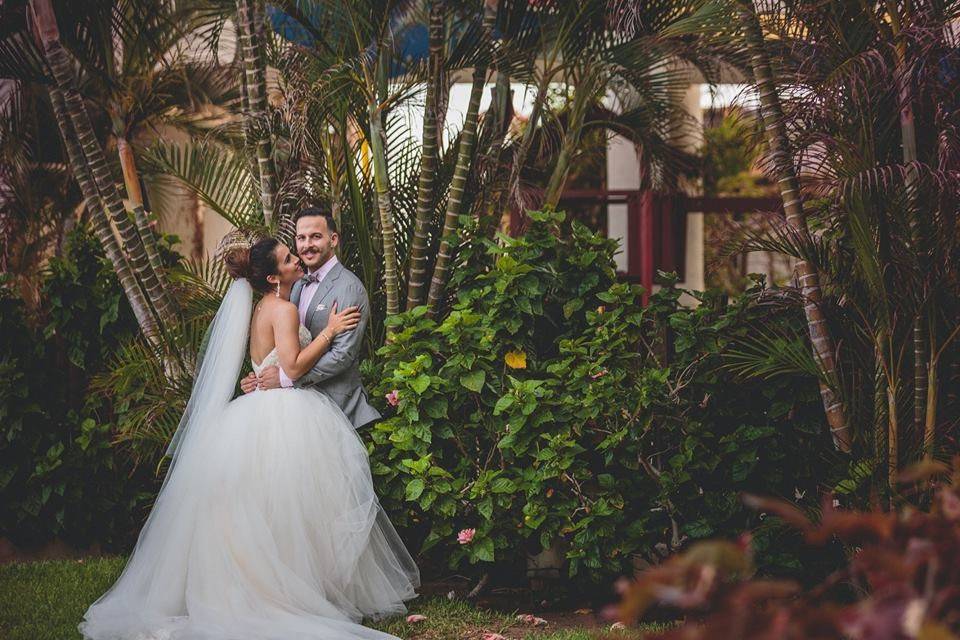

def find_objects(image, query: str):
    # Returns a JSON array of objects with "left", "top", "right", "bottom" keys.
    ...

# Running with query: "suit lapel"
[
  {"left": 290, "top": 279, "right": 304, "bottom": 307},
  {"left": 304, "top": 262, "right": 344, "bottom": 329}
]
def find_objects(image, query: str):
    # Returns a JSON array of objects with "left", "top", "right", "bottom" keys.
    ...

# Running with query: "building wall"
[{"left": 605, "top": 82, "right": 705, "bottom": 302}]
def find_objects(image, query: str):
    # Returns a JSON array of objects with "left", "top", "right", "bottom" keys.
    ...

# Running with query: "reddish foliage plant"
[{"left": 615, "top": 459, "right": 960, "bottom": 639}]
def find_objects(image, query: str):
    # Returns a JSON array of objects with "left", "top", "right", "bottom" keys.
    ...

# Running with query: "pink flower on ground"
[
  {"left": 457, "top": 528, "right": 476, "bottom": 545},
  {"left": 941, "top": 488, "right": 960, "bottom": 521},
  {"left": 613, "top": 577, "right": 631, "bottom": 595},
  {"left": 590, "top": 369, "right": 608, "bottom": 380},
  {"left": 610, "top": 621, "right": 627, "bottom": 631},
  {"left": 516, "top": 614, "right": 548, "bottom": 626},
  {"left": 385, "top": 389, "right": 400, "bottom": 406},
  {"left": 406, "top": 614, "right": 427, "bottom": 623},
  {"left": 482, "top": 634, "right": 508, "bottom": 640}
]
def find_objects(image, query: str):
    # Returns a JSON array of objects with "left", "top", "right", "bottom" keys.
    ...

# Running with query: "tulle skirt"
[{"left": 80, "top": 388, "right": 419, "bottom": 640}]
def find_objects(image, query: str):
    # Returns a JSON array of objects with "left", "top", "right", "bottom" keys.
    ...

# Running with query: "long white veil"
[{"left": 165, "top": 277, "right": 252, "bottom": 462}]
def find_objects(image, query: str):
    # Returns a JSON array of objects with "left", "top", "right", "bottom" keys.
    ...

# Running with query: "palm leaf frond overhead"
[{"left": 139, "top": 140, "right": 261, "bottom": 228}]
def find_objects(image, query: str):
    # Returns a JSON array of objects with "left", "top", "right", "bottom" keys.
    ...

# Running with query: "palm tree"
[
  {"left": 405, "top": 0, "right": 445, "bottom": 310},
  {"left": 4, "top": 0, "right": 237, "bottom": 339},
  {"left": 29, "top": 0, "right": 179, "bottom": 335},
  {"left": 736, "top": 1, "right": 850, "bottom": 452},
  {"left": 47, "top": 84, "right": 162, "bottom": 338},
  {"left": 713, "top": 0, "right": 960, "bottom": 491},
  {"left": 236, "top": 0, "right": 281, "bottom": 228},
  {"left": 540, "top": 2, "right": 701, "bottom": 207},
  {"left": 425, "top": 0, "right": 495, "bottom": 313}
]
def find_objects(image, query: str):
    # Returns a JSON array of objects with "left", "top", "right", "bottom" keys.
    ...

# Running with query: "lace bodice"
[{"left": 252, "top": 325, "right": 313, "bottom": 374}]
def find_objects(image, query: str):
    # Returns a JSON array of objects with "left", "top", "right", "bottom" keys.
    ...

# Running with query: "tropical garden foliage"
[
  {"left": 705, "top": 0, "right": 960, "bottom": 493},
  {"left": 0, "top": 228, "right": 159, "bottom": 550},
  {"left": 367, "top": 209, "right": 845, "bottom": 583}
]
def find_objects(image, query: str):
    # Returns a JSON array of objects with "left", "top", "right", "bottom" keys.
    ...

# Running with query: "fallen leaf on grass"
[
  {"left": 574, "top": 608, "right": 593, "bottom": 615},
  {"left": 406, "top": 614, "right": 427, "bottom": 623}
]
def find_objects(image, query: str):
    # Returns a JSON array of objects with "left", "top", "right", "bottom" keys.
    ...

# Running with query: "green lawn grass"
[{"left": 0, "top": 557, "right": 663, "bottom": 640}]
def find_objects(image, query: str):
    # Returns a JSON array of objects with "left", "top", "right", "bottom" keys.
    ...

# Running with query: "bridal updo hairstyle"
[{"left": 221, "top": 234, "right": 282, "bottom": 293}]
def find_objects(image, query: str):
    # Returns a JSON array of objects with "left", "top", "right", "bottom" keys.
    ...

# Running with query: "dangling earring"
[{"left": 275, "top": 281, "right": 280, "bottom": 298}]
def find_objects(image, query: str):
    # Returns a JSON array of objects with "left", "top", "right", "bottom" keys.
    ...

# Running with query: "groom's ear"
[{"left": 330, "top": 232, "right": 340, "bottom": 248}]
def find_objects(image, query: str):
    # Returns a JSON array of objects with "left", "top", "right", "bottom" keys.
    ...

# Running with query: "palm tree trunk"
[
  {"left": 236, "top": 26, "right": 261, "bottom": 185},
  {"left": 116, "top": 133, "right": 167, "bottom": 278},
  {"left": 887, "top": 384, "right": 899, "bottom": 490},
  {"left": 478, "top": 21, "right": 510, "bottom": 235},
  {"left": 191, "top": 193, "right": 205, "bottom": 261},
  {"left": 48, "top": 85, "right": 159, "bottom": 339},
  {"left": 543, "top": 73, "right": 598, "bottom": 206},
  {"left": 33, "top": 0, "right": 177, "bottom": 331},
  {"left": 488, "top": 71, "right": 512, "bottom": 162},
  {"left": 874, "top": 337, "right": 890, "bottom": 498},
  {"left": 497, "top": 73, "right": 547, "bottom": 215},
  {"left": 884, "top": 1, "right": 928, "bottom": 446},
  {"left": 406, "top": 0, "right": 446, "bottom": 310},
  {"left": 368, "top": 101, "right": 400, "bottom": 317},
  {"left": 426, "top": 2, "right": 494, "bottom": 313},
  {"left": 236, "top": 0, "right": 278, "bottom": 227},
  {"left": 739, "top": 3, "right": 850, "bottom": 452},
  {"left": 341, "top": 111, "right": 378, "bottom": 301},
  {"left": 924, "top": 323, "right": 960, "bottom": 457},
  {"left": 924, "top": 350, "right": 937, "bottom": 457},
  {"left": 426, "top": 63, "right": 487, "bottom": 313}
]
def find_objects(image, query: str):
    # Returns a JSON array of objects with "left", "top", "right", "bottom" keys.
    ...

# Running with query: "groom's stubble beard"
[{"left": 298, "top": 245, "right": 334, "bottom": 272}]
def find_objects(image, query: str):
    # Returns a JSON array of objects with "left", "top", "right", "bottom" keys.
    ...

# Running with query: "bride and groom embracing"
[{"left": 80, "top": 208, "right": 420, "bottom": 640}]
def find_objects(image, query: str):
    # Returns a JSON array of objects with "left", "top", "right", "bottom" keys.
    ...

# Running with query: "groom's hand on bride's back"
[{"left": 240, "top": 367, "right": 281, "bottom": 394}]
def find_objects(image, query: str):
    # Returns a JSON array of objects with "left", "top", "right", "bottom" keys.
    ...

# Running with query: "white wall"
[
  {"left": 604, "top": 135, "right": 635, "bottom": 275},
  {"left": 604, "top": 83, "right": 705, "bottom": 299}
]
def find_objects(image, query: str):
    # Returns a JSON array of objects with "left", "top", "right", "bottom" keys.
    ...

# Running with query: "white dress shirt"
[{"left": 279, "top": 255, "right": 338, "bottom": 388}]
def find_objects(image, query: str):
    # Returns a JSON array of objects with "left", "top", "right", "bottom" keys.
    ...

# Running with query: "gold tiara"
[{"left": 215, "top": 228, "right": 261, "bottom": 260}]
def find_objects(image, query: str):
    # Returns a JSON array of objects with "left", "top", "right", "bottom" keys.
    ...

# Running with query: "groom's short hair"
[{"left": 294, "top": 207, "right": 338, "bottom": 235}]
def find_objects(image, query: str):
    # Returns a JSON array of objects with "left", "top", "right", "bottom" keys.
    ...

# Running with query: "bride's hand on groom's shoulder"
[{"left": 325, "top": 302, "right": 362, "bottom": 336}]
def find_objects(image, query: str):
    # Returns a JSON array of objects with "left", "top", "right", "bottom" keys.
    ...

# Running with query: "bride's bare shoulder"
[
  {"left": 258, "top": 298, "right": 298, "bottom": 328},
  {"left": 259, "top": 297, "right": 297, "bottom": 314}
]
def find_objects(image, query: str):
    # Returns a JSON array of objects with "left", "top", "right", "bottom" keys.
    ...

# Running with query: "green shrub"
[
  {"left": 0, "top": 227, "right": 157, "bottom": 550},
  {"left": 365, "top": 209, "right": 844, "bottom": 583},
  {"left": 647, "top": 284, "right": 846, "bottom": 579}
]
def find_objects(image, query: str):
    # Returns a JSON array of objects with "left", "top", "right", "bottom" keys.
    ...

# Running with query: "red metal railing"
[{"left": 555, "top": 190, "right": 782, "bottom": 304}]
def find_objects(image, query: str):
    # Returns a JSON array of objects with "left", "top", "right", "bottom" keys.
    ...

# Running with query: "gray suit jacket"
[{"left": 290, "top": 261, "right": 381, "bottom": 429}]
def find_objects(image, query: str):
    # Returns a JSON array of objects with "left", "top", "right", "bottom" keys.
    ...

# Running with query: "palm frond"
[
  {"left": 724, "top": 325, "right": 828, "bottom": 385},
  {"left": 0, "top": 31, "right": 50, "bottom": 84},
  {"left": 170, "top": 256, "right": 233, "bottom": 322},
  {"left": 139, "top": 140, "right": 261, "bottom": 228}
]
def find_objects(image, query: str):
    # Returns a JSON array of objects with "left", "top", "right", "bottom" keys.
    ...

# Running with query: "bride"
[{"left": 80, "top": 233, "right": 420, "bottom": 640}]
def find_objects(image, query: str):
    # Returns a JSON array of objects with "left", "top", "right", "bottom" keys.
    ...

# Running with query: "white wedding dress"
[{"left": 81, "top": 280, "right": 419, "bottom": 640}]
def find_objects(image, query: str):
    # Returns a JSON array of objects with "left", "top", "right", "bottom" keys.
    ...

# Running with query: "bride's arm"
[{"left": 273, "top": 303, "right": 360, "bottom": 379}]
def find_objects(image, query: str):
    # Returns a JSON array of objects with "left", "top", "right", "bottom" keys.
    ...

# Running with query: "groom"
[{"left": 239, "top": 207, "right": 381, "bottom": 429}]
